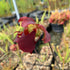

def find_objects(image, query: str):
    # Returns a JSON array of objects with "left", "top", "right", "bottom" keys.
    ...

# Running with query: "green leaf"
[
  {"left": 3, "top": 24, "right": 7, "bottom": 30},
  {"left": 0, "top": 26, "right": 2, "bottom": 31},
  {"left": 36, "top": 58, "right": 40, "bottom": 61},
  {"left": 67, "top": 58, "right": 70, "bottom": 63},
  {"left": 0, "top": 47, "right": 5, "bottom": 53},
  {"left": 56, "top": 47, "right": 63, "bottom": 62},
  {"left": 57, "top": 52, "right": 63, "bottom": 62},
  {"left": 6, "top": 37, "right": 14, "bottom": 44},
  {"left": 69, "top": 49, "right": 70, "bottom": 53},
  {"left": 5, "top": 43, "right": 8, "bottom": 52},
  {"left": 41, "top": 10, "right": 46, "bottom": 23},
  {"left": 36, "top": 16, "right": 39, "bottom": 24},
  {"left": 13, "top": 33, "right": 17, "bottom": 38},
  {"left": 65, "top": 44, "right": 69, "bottom": 63},
  {"left": 2, "top": 32, "right": 13, "bottom": 44}
]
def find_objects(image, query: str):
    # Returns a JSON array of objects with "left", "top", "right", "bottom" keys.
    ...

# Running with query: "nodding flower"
[{"left": 14, "top": 17, "right": 51, "bottom": 53}]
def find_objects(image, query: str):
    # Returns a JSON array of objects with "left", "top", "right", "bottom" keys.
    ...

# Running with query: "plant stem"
[
  {"left": 63, "top": 60, "right": 64, "bottom": 70},
  {"left": 49, "top": 42, "right": 61, "bottom": 70}
]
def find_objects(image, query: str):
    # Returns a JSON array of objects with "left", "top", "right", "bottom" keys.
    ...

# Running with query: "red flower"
[{"left": 14, "top": 17, "right": 51, "bottom": 53}]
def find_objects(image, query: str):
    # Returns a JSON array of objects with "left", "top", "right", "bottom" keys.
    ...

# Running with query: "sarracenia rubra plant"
[
  {"left": 13, "top": 17, "right": 51, "bottom": 53},
  {"left": 49, "top": 10, "right": 70, "bottom": 25}
]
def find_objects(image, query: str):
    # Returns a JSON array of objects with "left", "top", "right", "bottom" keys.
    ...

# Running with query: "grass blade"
[
  {"left": 67, "top": 58, "right": 70, "bottom": 63},
  {"left": 0, "top": 47, "right": 5, "bottom": 53},
  {"left": 41, "top": 10, "right": 46, "bottom": 23},
  {"left": 5, "top": 43, "right": 8, "bottom": 52},
  {"left": 36, "top": 16, "right": 39, "bottom": 24},
  {"left": 65, "top": 44, "right": 69, "bottom": 63},
  {"left": 56, "top": 46, "right": 63, "bottom": 62}
]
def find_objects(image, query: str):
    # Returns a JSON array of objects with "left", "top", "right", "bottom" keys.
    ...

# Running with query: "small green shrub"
[{"left": 0, "top": 0, "right": 11, "bottom": 17}]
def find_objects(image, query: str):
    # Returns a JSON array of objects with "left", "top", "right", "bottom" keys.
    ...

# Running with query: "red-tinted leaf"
[
  {"left": 36, "top": 24, "right": 51, "bottom": 43},
  {"left": 24, "top": 28, "right": 29, "bottom": 35},
  {"left": 18, "top": 16, "right": 35, "bottom": 22},
  {"left": 21, "top": 20, "right": 35, "bottom": 27},
  {"left": 14, "top": 29, "right": 36, "bottom": 53},
  {"left": 18, "top": 16, "right": 35, "bottom": 27},
  {"left": 15, "top": 31, "right": 23, "bottom": 38}
]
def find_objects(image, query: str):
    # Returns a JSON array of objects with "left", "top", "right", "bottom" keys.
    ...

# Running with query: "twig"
[
  {"left": 13, "top": 64, "right": 19, "bottom": 70},
  {"left": 49, "top": 42, "right": 61, "bottom": 70}
]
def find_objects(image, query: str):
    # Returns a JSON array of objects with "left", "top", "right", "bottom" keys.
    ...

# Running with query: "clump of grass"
[{"left": 52, "top": 35, "right": 70, "bottom": 70}]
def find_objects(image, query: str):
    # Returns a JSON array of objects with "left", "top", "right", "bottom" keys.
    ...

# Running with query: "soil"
[{"left": 0, "top": 46, "right": 53, "bottom": 70}]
